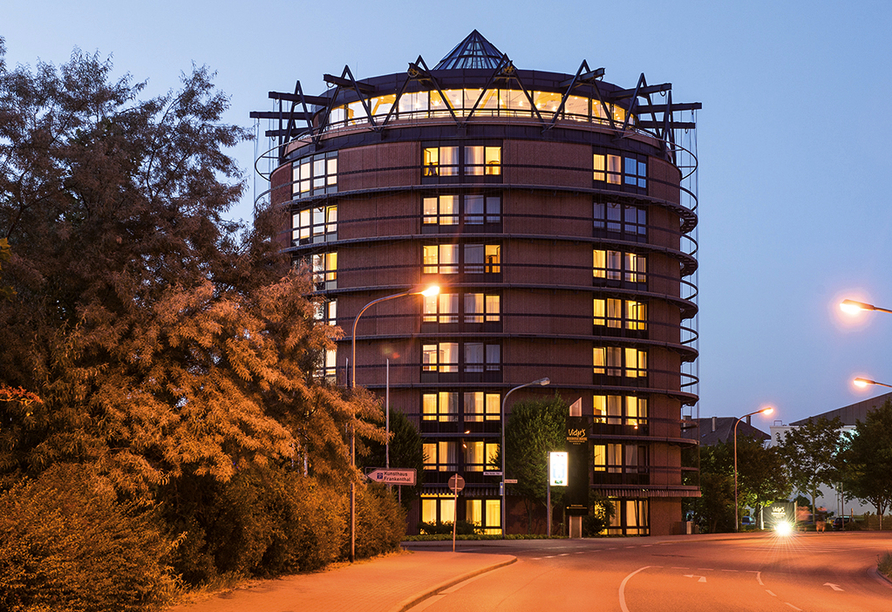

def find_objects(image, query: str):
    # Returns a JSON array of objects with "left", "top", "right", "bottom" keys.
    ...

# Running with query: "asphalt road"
[{"left": 404, "top": 532, "right": 892, "bottom": 611}]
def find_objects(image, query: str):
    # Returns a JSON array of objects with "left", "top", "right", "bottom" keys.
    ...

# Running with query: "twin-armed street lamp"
[
  {"left": 500, "top": 377, "right": 550, "bottom": 537},
  {"left": 734, "top": 406, "right": 773, "bottom": 532},
  {"left": 348, "top": 284, "right": 439, "bottom": 562},
  {"left": 841, "top": 298, "right": 892, "bottom": 395}
]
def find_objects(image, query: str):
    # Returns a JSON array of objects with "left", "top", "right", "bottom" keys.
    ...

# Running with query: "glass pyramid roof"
[{"left": 434, "top": 30, "right": 505, "bottom": 70}]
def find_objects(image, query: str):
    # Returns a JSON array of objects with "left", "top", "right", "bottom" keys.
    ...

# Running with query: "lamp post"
[
  {"left": 734, "top": 406, "right": 773, "bottom": 532},
  {"left": 853, "top": 377, "right": 892, "bottom": 390},
  {"left": 348, "top": 285, "right": 438, "bottom": 562},
  {"left": 839, "top": 299, "right": 892, "bottom": 315},
  {"left": 500, "top": 377, "right": 550, "bottom": 537}
]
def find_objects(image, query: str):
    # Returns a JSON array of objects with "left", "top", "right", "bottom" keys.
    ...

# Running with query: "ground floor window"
[
  {"left": 466, "top": 499, "right": 501, "bottom": 534},
  {"left": 421, "top": 496, "right": 501, "bottom": 534},
  {"left": 421, "top": 495, "right": 456, "bottom": 525},
  {"left": 607, "top": 499, "right": 648, "bottom": 536}
]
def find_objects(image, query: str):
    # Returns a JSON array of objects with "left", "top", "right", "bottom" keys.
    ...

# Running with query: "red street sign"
[{"left": 448, "top": 474, "right": 465, "bottom": 493}]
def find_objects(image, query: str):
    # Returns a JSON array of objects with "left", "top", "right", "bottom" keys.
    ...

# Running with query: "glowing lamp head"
[
  {"left": 761, "top": 406, "right": 774, "bottom": 416},
  {"left": 840, "top": 299, "right": 873, "bottom": 315},
  {"left": 420, "top": 285, "right": 440, "bottom": 297},
  {"left": 853, "top": 378, "right": 872, "bottom": 388}
]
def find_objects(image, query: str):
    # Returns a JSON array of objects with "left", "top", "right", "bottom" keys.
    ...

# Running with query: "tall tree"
[
  {"left": 0, "top": 42, "right": 382, "bottom": 493},
  {"left": 778, "top": 416, "right": 844, "bottom": 515},
  {"left": 735, "top": 435, "right": 790, "bottom": 526},
  {"left": 839, "top": 399, "right": 892, "bottom": 529},
  {"left": 503, "top": 396, "right": 566, "bottom": 533}
]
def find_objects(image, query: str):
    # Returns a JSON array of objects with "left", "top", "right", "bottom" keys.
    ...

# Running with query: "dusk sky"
[{"left": 5, "top": 0, "right": 892, "bottom": 426}]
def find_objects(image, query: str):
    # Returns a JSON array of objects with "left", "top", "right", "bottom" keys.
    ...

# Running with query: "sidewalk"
[{"left": 166, "top": 549, "right": 516, "bottom": 612}]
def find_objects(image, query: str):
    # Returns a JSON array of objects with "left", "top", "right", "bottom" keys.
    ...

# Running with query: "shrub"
[
  {"left": 417, "top": 520, "right": 480, "bottom": 535},
  {"left": 164, "top": 467, "right": 348, "bottom": 583},
  {"left": 0, "top": 464, "right": 174, "bottom": 612},
  {"left": 354, "top": 483, "right": 406, "bottom": 558}
]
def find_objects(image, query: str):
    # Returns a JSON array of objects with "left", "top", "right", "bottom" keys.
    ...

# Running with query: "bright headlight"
[{"left": 775, "top": 521, "right": 793, "bottom": 536}]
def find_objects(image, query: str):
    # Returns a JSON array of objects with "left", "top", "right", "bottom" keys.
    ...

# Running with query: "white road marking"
[
  {"left": 766, "top": 590, "right": 776, "bottom": 597},
  {"left": 619, "top": 566, "right": 657, "bottom": 612}
]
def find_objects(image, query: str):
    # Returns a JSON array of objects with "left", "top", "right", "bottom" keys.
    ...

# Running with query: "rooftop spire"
[{"left": 434, "top": 30, "right": 505, "bottom": 70}]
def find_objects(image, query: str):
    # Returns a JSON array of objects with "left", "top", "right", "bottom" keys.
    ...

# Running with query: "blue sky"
[{"left": 5, "top": 0, "right": 892, "bottom": 426}]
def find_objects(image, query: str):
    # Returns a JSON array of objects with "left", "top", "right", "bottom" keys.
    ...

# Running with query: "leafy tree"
[
  {"left": 690, "top": 444, "right": 736, "bottom": 533},
  {"left": 503, "top": 396, "right": 566, "bottom": 533},
  {"left": 0, "top": 42, "right": 388, "bottom": 494},
  {"left": 839, "top": 399, "right": 892, "bottom": 529},
  {"left": 778, "top": 416, "right": 844, "bottom": 515},
  {"left": 735, "top": 435, "right": 790, "bottom": 526}
]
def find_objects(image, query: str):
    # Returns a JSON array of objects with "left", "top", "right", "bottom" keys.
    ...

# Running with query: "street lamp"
[
  {"left": 734, "top": 406, "right": 774, "bottom": 532},
  {"left": 853, "top": 377, "right": 892, "bottom": 390},
  {"left": 839, "top": 299, "right": 892, "bottom": 315},
  {"left": 348, "top": 284, "right": 438, "bottom": 562},
  {"left": 500, "top": 377, "right": 551, "bottom": 537}
]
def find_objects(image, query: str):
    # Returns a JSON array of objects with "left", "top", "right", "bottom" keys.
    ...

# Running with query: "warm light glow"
[
  {"left": 840, "top": 299, "right": 871, "bottom": 315},
  {"left": 775, "top": 521, "right": 793, "bottom": 536},
  {"left": 760, "top": 406, "right": 774, "bottom": 416},
  {"left": 854, "top": 377, "right": 871, "bottom": 388},
  {"left": 420, "top": 285, "right": 440, "bottom": 297}
]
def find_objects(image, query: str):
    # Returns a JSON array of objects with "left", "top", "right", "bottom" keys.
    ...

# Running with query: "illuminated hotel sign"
[{"left": 550, "top": 452, "right": 568, "bottom": 486}]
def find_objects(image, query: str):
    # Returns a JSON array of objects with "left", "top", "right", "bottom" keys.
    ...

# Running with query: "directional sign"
[
  {"left": 504, "top": 478, "right": 518, "bottom": 484},
  {"left": 448, "top": 474, "right": 465, "bottom": 493},
  {"left": 367, "top": 468, "right": 416, "bottom": 485},
  {"left": 483, "top": 471, "right": 502, "bottom": 476}
]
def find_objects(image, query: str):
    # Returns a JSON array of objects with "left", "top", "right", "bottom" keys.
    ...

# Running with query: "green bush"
[
  {"left": 165, "top": 467, "right": 404, "bottom": 584},
  {"left": 0, "top": 464, "right": 174, "bottom": 612},
  {"left": 164, "top": 467, "right": 348, "bottom": 582},
  {"left": 417, "top": 520, "right": 480, "bottom": 535},
  {"left": 354, "top": 483, "right": 406, "bottom": 558}
]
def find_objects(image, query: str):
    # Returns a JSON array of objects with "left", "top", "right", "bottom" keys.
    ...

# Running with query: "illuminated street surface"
[{"left": 404, "top": 532, "right": 892, "bottom": 611}]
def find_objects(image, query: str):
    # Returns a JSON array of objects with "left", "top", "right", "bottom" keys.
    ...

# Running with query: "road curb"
[{"left": 387, "top": 556, "right": 517, "bottom": 612}]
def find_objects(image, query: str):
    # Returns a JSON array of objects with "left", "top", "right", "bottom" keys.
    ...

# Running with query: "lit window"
[
  {"left": 423, "top": 146, "right": 458, "bottom": 176},
  {"left": 423, "top": 293, "right": 459, "bottom": 324},
  {"left": 625, "top": 253, "right": 646, "bottom": 284},
  {"left": 292, "top": 152, "right": 337, "bottom": 198},
  {"left": 311, "top": 252, "right": 337, "bottom": 289},
  {"left": 594, "top": 249, "right": 646, "bottom": 285},
  {"left": 314, "top": 299, "right": 337, "bottom": 326},
  {"left": 626, "top": 301, "right": 647, "bottom": 331},
  {"left": 594, "top": 346, "right": 647, "bottom": 378},
  {"left": 423, "top": 195, "right": 459, "bottom": 226},
  {"left": 464, "top": 392, "right": 501, "bottom": 422},
  {"left": 423, "top": 442, "right": 457, "bottom": 472},
  {"left": 423, "top": 244, "right": 459, "bottom": 274},
  {"left": 423, "top": 144, "right": 501, "bottom": 180},
  {"left": 293, "top": 204, "right": 337, "bottom": 244},
  {"left": 593, "top": 395, "right": 648, "bottom": 427},
  {"left": 593, "top": 153, "right": 622, "bottom": 184},
  {"left": 594, "top": 298, "right": 646, "bottom": 331},
  {"left": 464, "top": 293, "right": 500, "bottom": 323},
  {"left": 422, "top": 392, "right": 458, "bottom": 422},
  {"left": 423, "top": 342, "right": 459, "bottom": 372},
  {"left": 462, "top": 244, "right": 501, "bottom": 275},
  {"left": 465, "top": 146, "right": 501, "bottom": 176},
  {"left": 593, "top": 298, "right": 622, "bottom": 328}
]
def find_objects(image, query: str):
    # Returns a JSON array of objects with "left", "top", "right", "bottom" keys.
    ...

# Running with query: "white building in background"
[{"left": 769, "top": 390, "right": 892, "bottom": 517}]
